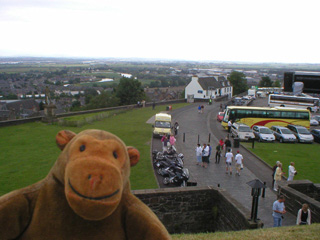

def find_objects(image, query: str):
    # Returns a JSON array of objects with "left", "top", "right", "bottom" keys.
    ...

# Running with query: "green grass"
[
  {"left": 241, "top": 142, "right": 320, "bottom": 183},
  {"left": 172, "top": 224, "right": 320, "bottom": 240},
  {"left": 0, "top": 103, "right": 190, "bottom": 196}
]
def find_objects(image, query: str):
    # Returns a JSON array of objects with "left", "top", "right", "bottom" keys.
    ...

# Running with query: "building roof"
[{"left": 198, "top": 76, "right": 230, "bottom": 90}]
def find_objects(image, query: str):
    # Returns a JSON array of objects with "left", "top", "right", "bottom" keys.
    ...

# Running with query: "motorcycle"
[
  {"left": 163, "top": 168, "right": 189, "bottom": 187},
  {"left": 157, "top": 158, "right": 184, "bottom": 176}
]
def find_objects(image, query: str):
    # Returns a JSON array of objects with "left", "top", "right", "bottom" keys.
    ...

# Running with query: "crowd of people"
[
  {"left": 273, "top": 195, "right": 311, "bottom": 227},
  {"left": 195, "top": 137, "right": 244, "bottom": 176},
  {"left": 160, "top": 122, "right": 179, "bottom": 153},
  {"left": 272, "top": 161, "right": 298, "bottom": 192}
]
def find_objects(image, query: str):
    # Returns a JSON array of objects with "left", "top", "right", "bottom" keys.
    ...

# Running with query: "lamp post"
[{"left": 246, "top": 179, "right": 266, "bottom": 222}]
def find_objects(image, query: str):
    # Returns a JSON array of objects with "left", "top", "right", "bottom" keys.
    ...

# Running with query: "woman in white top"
[
  {"left": 195, "top": 144, "right": 202, "bottom": 165},
  {"left": 296, "top": 204, "right": 311, "bottom": 225}
]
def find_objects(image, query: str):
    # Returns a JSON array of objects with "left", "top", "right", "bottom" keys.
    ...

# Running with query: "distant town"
[{"left": 1, "top": 57, "right": 320, "bottom": 121}]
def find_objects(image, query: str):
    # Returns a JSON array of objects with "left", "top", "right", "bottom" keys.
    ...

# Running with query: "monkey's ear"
[
  {"left": 56, "top": 130, "right": 76, "bottom": 150},
  {"left": 127, "top": 147, "right": 140, "bottom": 167}
]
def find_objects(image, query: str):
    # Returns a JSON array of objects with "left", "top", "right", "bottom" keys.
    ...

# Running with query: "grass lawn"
[
  {"left": 172, "top": 224, "right": 320, "bottom": 240},
  {"left": 0, "top": 103, "right": 190, "bottom": 196},
  {"left": 241, "top": 141, "right": 320, "bottom": 183}
]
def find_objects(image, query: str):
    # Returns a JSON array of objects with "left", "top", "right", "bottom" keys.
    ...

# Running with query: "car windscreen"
[
  {"left": 297, "top": 128, "right": 310, "bottom": 134},
  {"left": 260, "top": 128, "right": 273, "bottom": 134},
  {"left": 155, "top": 121, "right": 171, "bottom": 128},
  {"left": 281, "top": 129, "right": 292, "bottom": 134},
  {"left": 239, "top": 126, "right": 252, "bottom": 132}
]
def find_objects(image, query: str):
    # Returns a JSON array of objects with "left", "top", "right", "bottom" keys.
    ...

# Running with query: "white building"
[{"left": 185, "top": 75, "right": 233, "bottom": 100}]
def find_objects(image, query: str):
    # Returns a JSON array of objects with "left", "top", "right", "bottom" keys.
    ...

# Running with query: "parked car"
[
  {"left": 216, "top": 112, "right": 224, "bottom": 122},
  {"left": 252, "top": 125, "right": 275, "bottom": 142},
  {"left": 310, "top": 117, "right": 319, "bottom": 126},
  {"left": 270, "top": 126, "right": 297, "bottom": 143},
  {"left": 312, "top": 115, "right": 320, "bottom": 122},
  {"left": 311, "top": 129, "right": 320, "bottom": 143},
  {"left": 231, "top": 123, "right": 255, "bottom": 141},
  {"left": 287, "top": 125, "right": 314, "bottom": 143}
]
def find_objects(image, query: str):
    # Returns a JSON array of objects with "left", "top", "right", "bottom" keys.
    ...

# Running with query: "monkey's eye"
[
  {"left": 113, "top": 151, "right": 118, "bottom": 159},
  {"left": 80, "top": 145, "right": 86, "bottom": 152}
]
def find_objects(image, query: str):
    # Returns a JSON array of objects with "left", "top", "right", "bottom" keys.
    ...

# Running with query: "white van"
[{"left": 153, "top": 113, "right": 172, "bottom": 138}]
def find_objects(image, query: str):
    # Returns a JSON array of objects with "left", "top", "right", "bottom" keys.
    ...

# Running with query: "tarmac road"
[{"left": 150, "top": 98, "right": 296, "bottom": 228}]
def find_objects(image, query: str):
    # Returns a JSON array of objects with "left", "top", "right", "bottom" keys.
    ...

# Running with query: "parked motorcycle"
[
  {"left": 157, "top": 158, "right": 184, "bottom": 176},
  {"left": 163, "top": 168, "right": 189, "bottom": 187}
]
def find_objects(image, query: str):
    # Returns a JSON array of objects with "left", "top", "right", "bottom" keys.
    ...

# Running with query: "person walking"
[
  {"left": 198, "top": 105, "right": 201, "bottom": 113},
  {"left": 287, "top": 162, "right": 297, "bottom": 181},
  {"left": 173, "top": 122, "right": 179, "bottom": 136},
  {"left": 201, "top": 105, "right": 204, "bottom": 113},
  {"left": 161, "top": 134, "right": 168, "bottom": 153},
  {"left": 227, "top": 119, "right": 233, "bottom": 134},
  {"left": 272, "top": 161, "right": 280, "bottom": 190},
  {"left": 215, "top": 144, "right": 221, "bottom": 164},
  {"left": 169, "top": 134, "right": 176, "bottom": 147},
  {"left": 201, "top": 143, "right": 209, "bottom": 168},
  {"left": 235, "top": 150, "right": 243, "bottom": 176},
  {"left": 195, "top": 144, "right": 202, "bottom": 165},
  {"left": 224, "top": 137, "right": 232, "bottom": 156},
  {"left": 225, "top": 148, "right": 233, "bottom": 175},
  {"left": 274, "top": 162, "right": 284, "bottom": 191},
  {"left": 219, "top": 138, "right": 224, "bottom": 150},
  {"left": 220, "top": 103, "right": 223, "bottom": 111},
  {"left": 272, "top": 195, "right": 286, "bottom": 227},
  {"left": 296, "top": 203, "right": 311, "bottom": 225},
  {"left": 207, "top": 144, "right": 212, "bottom": 163}
]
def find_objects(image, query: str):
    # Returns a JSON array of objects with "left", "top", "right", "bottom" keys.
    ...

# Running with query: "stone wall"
[
  {"left": 132, "top": 186, "right": 257, "bottom": 234},
  {"left": 0, "top": 99, "right": 186, "bottom": 128},
  {"left": 279, "top": 180, "right": 320, "bottom": 224}
]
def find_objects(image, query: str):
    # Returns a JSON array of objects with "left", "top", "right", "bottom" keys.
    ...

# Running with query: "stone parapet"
[{"left": 132, "top": 186, "right": 259, "bottom": 234}]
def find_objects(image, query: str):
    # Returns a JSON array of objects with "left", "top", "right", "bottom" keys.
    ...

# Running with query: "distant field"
[
  {"left": 172, "top": 224, "right": 320, "bottom": 240},
  {"left": 0, "top": 103, "right": 189, "bottom": 196},
  {"left": 0, "top": 63, "right": 94, "bottom": 73},
  {"left": 241, "top": 142, "right": 320, "bottom": 183}
]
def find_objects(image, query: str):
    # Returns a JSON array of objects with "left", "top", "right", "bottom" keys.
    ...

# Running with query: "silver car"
[
  {"left": 287, "top": 125, "right": 314, "bottom": 143},
  {"left": 252, "top": 125, "right": 275, "bottom": 142},
  {"left": 270, "top": 126, "right": 297, "bottom": 143}
]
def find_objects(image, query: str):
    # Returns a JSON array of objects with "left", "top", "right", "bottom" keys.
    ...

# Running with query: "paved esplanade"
[{"left": 169, "top": 101, "right": 296, "bottom": 228}]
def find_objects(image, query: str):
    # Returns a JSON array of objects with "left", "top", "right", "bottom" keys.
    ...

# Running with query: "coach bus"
[
  {"left": 268, "top": 94, "right": 319, "bottom": 112},
  {"left": 221, "top": 106, "right": 310, "bottom": 129}
]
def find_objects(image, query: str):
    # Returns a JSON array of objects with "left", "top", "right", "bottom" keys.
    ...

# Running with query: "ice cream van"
[{"left": 153, "top": 113, "right": 172, "bottom": 138}]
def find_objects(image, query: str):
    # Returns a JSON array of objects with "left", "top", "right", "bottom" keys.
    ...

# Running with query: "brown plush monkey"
[{"left": 0, "top": 129, "right": 171, "bottom": 240}]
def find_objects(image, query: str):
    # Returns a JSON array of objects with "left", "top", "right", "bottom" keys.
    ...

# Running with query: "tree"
[
  {"left": 86, "top": 91, "right": 119, "bottom": 109},
  {"left": 273, "top": 80, "right": 281, "bottom": 87},
  {"left": 116, "top": 77, "right": 145, "bottom": 105},
  {"left": 227, "top": 71, "right": 248, "bottom": 95},
  {"left": 259, "top": 76, "right": 273, "bottom": 87},
  {"left": 84, "top": 88, "right": 99, "bottom": 104},
  {"left": 5, "top": 93, "right": 18, "bottom": 100}
]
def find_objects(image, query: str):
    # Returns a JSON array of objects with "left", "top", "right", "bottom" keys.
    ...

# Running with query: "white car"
[
  {"left": 310, "top": 118, "right": 319, "bottom": 126},
  {"left": 252, "top": 125, "right": 276, "bottom": 142},
  {"left": 231, "top": 123, "right": 255, "bottom": 141}
]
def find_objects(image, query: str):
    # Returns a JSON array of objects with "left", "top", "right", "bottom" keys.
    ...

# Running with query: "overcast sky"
[{"left": 0, "top": 0, "right": 319, "bottom": 63}]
